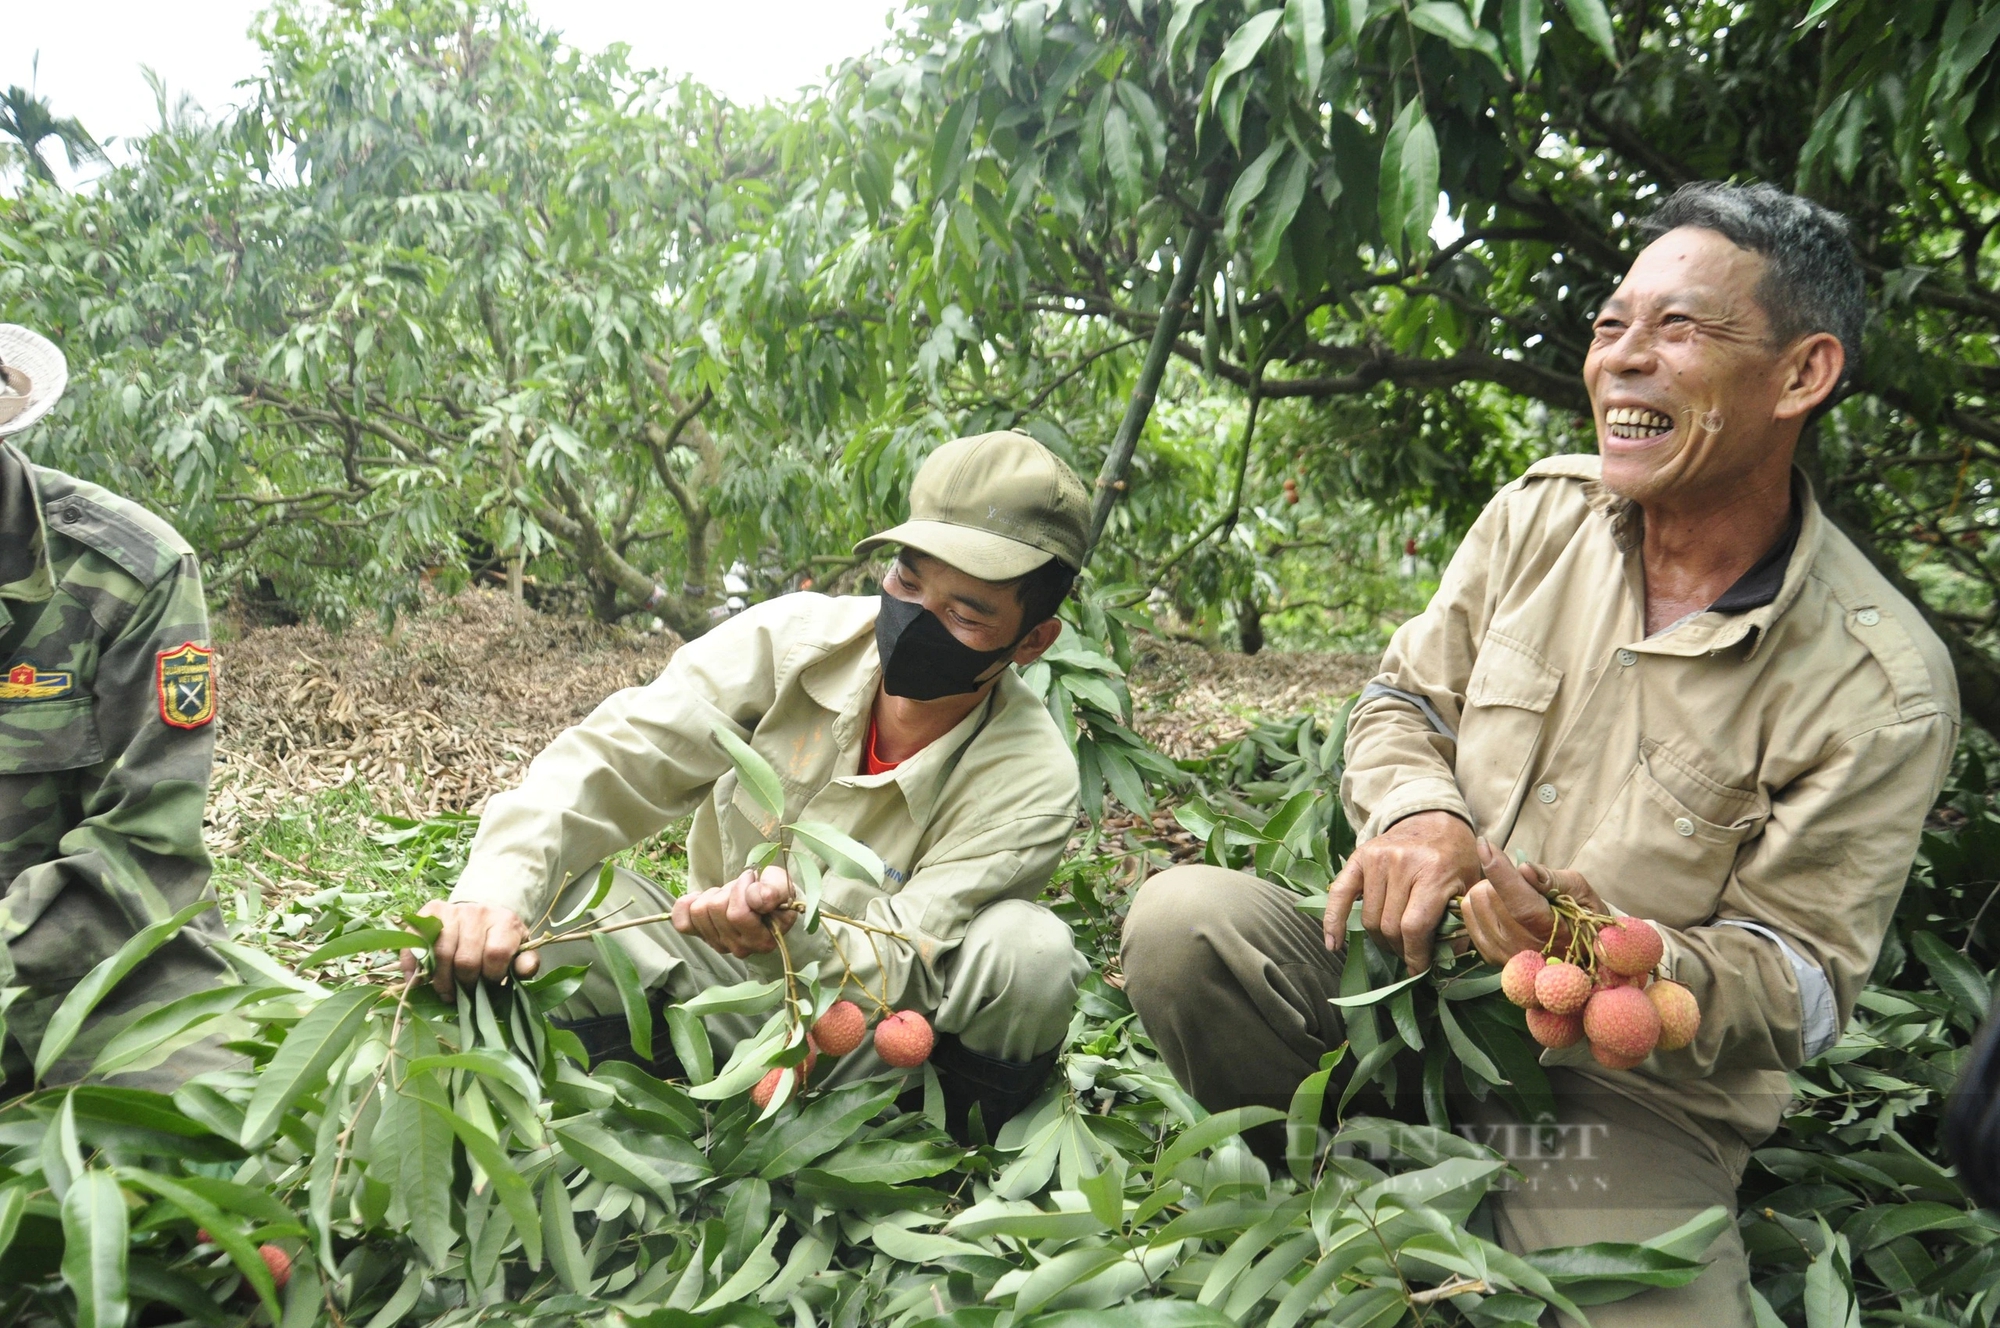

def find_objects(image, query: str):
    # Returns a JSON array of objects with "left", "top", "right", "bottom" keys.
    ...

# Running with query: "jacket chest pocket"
[
  {"left": 0, "top": 696, "right": 104, "bottom": 775},
  {"left": 1456, "top": 631, "right": 1563, "bottom": 833},
  {"left": 1567, "top": 744, "right": 1764, "bottom": 928}
]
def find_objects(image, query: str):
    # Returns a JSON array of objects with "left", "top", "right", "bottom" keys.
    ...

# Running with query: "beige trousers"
[
  {"left": 537, "top": 865, "right": 1085, "bottom": 1080},
  {"left": 1121, "top": 864, "right": 1755, "bottom": 1328}
]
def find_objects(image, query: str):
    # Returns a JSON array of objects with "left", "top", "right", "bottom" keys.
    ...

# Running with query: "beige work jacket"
[
  {"left": 453, "top": 593, "right": 1081, "bottom": 1009},
  {"left": 1342, "top": 455, "right": 1958, "bottom": 1147}
]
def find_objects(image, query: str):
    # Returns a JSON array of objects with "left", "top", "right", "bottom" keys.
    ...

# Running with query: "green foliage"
[
  {"left": 7, "top": 718, "right": 2000, "bottom": 1325},
  {"left": 0, "top": 864, "right": 1719, "bottom": 1328}
]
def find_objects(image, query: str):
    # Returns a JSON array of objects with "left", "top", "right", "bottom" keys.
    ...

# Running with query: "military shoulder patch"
[
  {"left": 0, "top": 661, "right": 75, "bottom": 701},
  {"left": 156, "top": 642, "right": 216, "bottom": 729}
]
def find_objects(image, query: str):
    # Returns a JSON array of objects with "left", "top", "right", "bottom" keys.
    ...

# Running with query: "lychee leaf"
[
  {"left": 789, "top": 820, "right": 886, "bottom": 887},
  {"left": 1326, "top": 970, "right": 1424, "bottom": 1008},
  {"left": 1437, "top": 996, "right": 1504, "bottom": 1085},
  {"left": 713, "top": 722, "right": 786, "bottom": 822},
  {"left": 665, "top": 1005, "right": 714, "bottom": 1086}
]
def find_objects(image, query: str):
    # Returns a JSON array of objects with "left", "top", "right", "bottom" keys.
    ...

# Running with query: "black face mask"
[{"left": 875, "top": 592, "right": 1026, "bottom": 701}]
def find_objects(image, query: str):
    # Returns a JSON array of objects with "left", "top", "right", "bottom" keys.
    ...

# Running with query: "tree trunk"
[
  {"left": 1237, "top": 596, "right": 1265, "bottom": 656},
  {"left": 1086, "top": 174, "right": 1231, "bottom": 559}
]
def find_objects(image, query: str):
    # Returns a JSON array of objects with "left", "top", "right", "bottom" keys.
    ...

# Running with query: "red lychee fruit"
[
  {"left": 1589, "top": 1042, "right": 1650, "bottom": 1070},
  {"left": 1525, "top": 1007, "right": 1585, "bottom": 1049},
  {"left": 1598, "top": 918, "right": 1664, "bottom": 977},
  {"left": 1534, "top": 961, "right": 1592, "bottom": 1015},
  {"left": 1592, "top": 967, "right": 1648, "bottom": 993},
  {"left": 259, "top": 1244, "right": 292, "bottom": 1290},
  {"left": 1582, "top": 986, "right": 1661, "bottom": 1067},
  {"left": 750, "top": 1066, "right": 792, "bottom": 1112},
  {"left": 1501, "top": 951, "right": 1546, "bottom": 1009},
  {"left": 1647, "top": 980, "right": 1701, "bottom": 1052},
  {"left": 811, "top": 1000, "right": 867, "bottom": 1056},
  {"left": 874, "top": 1010, "right": 934, "bottom": 1068}
]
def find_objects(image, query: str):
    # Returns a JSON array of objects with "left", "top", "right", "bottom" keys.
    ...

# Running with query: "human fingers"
[
  {"left": 451, "top": 907, "right": 496, "bottom": 991},
  {"left": 1538, "top": 866, "right": 1604, "bottom": 911},
  {"left": 753, "top": 865, "right": 794, "bottom": 913},
  {"left": 725, "top": 878, "right": 774, "bottom": 954},
  {"left": 687, "top": 888, "right": 734, "bottom": 955},
  {"left": 514, "top": 947, "right": 540, "bottom": 979},
  {"left": 1371, "top": 866, "right": 1415, "bottom": 971},
  {"left": 671, "top": 892, "right": 695, "bottom": 934},
  {"left": 429, "top": 902, "right": 463, "bottom": 999},
  {"left": 1395, "top": 871, "right": 1463, "bottom": 975},
  {"left": 480, "top": 909, "right": 525, "bottom": 983},
  {"left": 1324, "top": 857, "right": 1364, "bottom": 951},
  {"left": 1476, "top": 840, "right": 1539, "bottom": 904},
  {"left": 1477, "top": 840, "right": 1559, "bottom": 947},
  {"left": 1461, "top": 881, "right": 1530, "bottom": 965}
]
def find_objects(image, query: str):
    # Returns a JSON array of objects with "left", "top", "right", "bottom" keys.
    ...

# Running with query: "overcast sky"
[{"left": 2, "top": 1, "right": 900, "bottom": 182}]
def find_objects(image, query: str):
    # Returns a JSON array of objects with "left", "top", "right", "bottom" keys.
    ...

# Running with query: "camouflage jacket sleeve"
[{"left": 0, "top": 474, "right": 228, "bottom": 1069}]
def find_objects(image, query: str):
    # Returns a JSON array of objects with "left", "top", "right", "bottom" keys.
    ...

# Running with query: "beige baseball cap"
[{"left": 854, "top": 430, "right": 1090, "bottom": 581}]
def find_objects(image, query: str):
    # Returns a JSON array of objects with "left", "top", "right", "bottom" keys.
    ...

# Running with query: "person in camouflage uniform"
[{"left": 0, "top": 324, "right": 234, "bottom": 1093}]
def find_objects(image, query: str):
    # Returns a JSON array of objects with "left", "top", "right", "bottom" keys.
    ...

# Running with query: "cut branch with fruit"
[
  {"left": 704, "top": 722, "right": 936, "bottom": 1119},
  {"left": 1499, "top": 894, "right": 1702, "bottom": 1070}
]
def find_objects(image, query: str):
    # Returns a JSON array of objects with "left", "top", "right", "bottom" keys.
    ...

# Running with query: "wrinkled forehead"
[{"left": 1603, "top": 225, "right": 1772, "bottom": 318}]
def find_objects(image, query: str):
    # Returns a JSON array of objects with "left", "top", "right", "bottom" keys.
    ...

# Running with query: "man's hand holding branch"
[{"left": 673, "top": 865, "right": 798, "bottom": 958}]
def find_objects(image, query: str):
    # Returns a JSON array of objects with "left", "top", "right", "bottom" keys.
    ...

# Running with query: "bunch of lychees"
[
  {"left": 749, "top": 999, "right": 935, "bottom": 1108},
  {"left": 1500, "top": 903, "right": 1701, "bottom": 1070}
]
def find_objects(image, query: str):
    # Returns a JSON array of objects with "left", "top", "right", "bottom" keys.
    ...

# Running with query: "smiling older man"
[{"left": 1121, "top": 183, "right": 1959, "bottom": 1324}]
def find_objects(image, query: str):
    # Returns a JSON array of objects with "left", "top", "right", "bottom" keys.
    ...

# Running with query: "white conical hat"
[{"left": 0, "top": 324, "right": 68, "bottom": 436}]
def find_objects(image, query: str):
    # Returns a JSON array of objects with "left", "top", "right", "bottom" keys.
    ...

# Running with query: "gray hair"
[{"left": 1636, "top": 182, "right": 1865, "bottom": 394}]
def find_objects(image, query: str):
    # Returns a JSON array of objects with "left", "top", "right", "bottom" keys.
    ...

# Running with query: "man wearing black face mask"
[{"left": 405, "top": 431, "right": 1089, "bottom": 1136}]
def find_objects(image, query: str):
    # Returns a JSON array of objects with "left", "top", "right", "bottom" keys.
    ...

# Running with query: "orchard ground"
[{"left": 203, "top": 588, "right": 1374, "bottom": 928}]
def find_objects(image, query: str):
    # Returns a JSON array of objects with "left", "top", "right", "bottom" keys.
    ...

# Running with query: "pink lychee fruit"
[
  {"left": 1598, "top": 917, "right": 1664, "bottom": 977},
  {"left": 874, "top": 1010, "right": 935, "bottom": 1068},
  {"left": 1525, "top": 1007, "right": 1585, "bottom": 1049},
  {"left": 1589, "top": 1042, "right": 1650, "bottom": 1070},
  {"left": 260, "top": 1244, "right": 292, "bottom": 1290},
  {"left": 1534, "top": 961, "right": 1592, "bottom": 1016},
  {"left": 750, "top": 1066, "right": 792, "bottom": 1111},
  {"left": 1647, "top": 980, "right": 1701, "bottom": 1052},
  {"left": 811, "top": 1000, "right": 867, "bottom": 1056},
  {"left": 1501, "top": 951, "right": 1546, "bottom": 1009},
  {"left": 1583, "top": 986, "right": 1661, "bottom": 1067}
]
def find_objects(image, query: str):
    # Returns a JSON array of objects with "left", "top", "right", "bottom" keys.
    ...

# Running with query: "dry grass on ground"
[
  {"left": 1126, "top": 636, "right": 1375, "bottom": 759},
  {"left": 208, "top": 591, "right": 681, "bottom": 852},
  {"left": 206, "top": 591, "right": 1377, "bottom": 853}
]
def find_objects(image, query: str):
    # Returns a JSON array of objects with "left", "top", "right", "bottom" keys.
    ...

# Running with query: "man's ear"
[
  {"left": 1774, "top": 331, "right": 1846, "bottom": 421},
  {"left": 1011, "top": 618, "right": 1064, "bottom": 666}
]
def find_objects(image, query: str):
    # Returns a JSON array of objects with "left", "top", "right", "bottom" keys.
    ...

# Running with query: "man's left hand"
[
  {"left": 673, "top": 865, "right": 798, "bottom": 958},
  {"left": 1461, "top": 839, "right": 1608, "bottom": 965}
]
